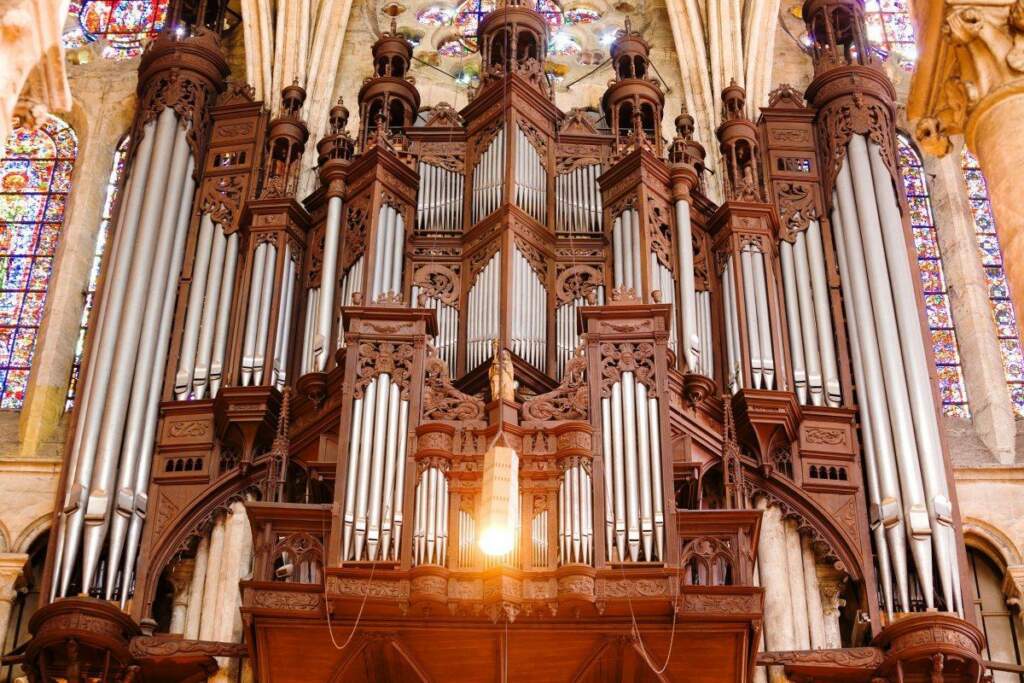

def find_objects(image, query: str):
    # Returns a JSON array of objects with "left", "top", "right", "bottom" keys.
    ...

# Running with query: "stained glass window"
[
  {"left": 430, "top": 0, "right": 566, "bottom": 52},
  {"left": 896, "top": 134, "right": 969, "bottom": 417},
  {"left": 961, "top": 148, "right": 1024, "bottom": 415},
  {"left": 63, "top": 0, "right": 170, "bottom": 60},
  {"left": 0, "top": 116, "right": 78, "bottom": 409},
  {"left": 65, "top": 136, "right": 128, "bottom": 412},
  {"left": 863, "top": 0, "right": 917, "bottom": 70}
]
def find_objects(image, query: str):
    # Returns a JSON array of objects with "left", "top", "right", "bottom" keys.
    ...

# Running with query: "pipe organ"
[{"left": 30, "top": 3, "right": 985, "bottom": 682}]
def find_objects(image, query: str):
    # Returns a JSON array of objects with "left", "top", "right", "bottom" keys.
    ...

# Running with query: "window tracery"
[
  {"left": 863, "top": 0, "right": 917, "bottom": 70},
  {"left": 896, "top": 134, "right": 969, "bottom": 418},
  {"left": 961, "top": 148, "right": 1024, "bottom": 415},
  {"left": 65, "top": 135, "right": 129, "bottom": 412},
  {"left": 0, "top": 117, "right": 78, "bottom": 409},
  {"left": 62, "top": 0, "right": 170, "bottom": 60}
]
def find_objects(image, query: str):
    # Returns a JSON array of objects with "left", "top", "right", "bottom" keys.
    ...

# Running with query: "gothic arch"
[{"left": 962, "top": 516, "right": 1024, "bottom": 570}]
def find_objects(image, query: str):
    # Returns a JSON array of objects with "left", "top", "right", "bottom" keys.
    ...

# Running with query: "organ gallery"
[{"left": 3, "top": 0, "right": 1017, "bottom": 680}]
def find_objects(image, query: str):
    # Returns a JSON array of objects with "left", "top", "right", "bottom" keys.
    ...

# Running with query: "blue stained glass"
[
  {"left": 897, "top": 134, "right": 969, "bottom": 417},
  {"left": 962, "top": 147, "right": 1024, "bottom": 415},
  {"left": 1, "top": 116, "right": 77, "bottom": 409},
  {"left": 63, "top": 0, "right": 169, "bottom": 60}
]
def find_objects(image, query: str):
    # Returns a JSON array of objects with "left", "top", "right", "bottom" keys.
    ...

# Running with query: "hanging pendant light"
[{"left": 479, "top": 343, "right": 519, "bottom": 557}]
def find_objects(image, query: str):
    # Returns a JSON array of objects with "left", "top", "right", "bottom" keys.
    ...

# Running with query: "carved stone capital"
[{"left": 909, "top": 0, "right": 1024, "bottom": 153}]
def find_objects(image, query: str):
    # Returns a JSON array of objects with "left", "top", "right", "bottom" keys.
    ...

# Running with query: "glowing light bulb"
[{"left": 480, "top": 524, "right": 515, "bottom": 557}]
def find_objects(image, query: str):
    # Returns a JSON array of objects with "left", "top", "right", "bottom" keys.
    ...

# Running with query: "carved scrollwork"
[
  {"left": 647, "top": 198, "right": 674, "bottom": 272},
  {"left": 199, "top": 175, "right": 245, "bottom": 232},
  {"left": 422, "top": 347, "right": 486, "bottom": 422},
  {"left": 555, "top": 264, "right": 603, "bottom": 304},
  {"left": 522, "top": 346, "right": 589, "bottom": 422},
  {"left": 599, "top": 342, "right": 657, "bottom": 397},
  {"left": 342, "top": 197, "right": 369, "bottom": 271},
  {"left": 354, "top": 341, "right": 416, "bottom": 400},
  {"left": 775, "top": 181, "right": 820, "bottom": 238},
  {"left": 129, "top": 636, "right": 249, "bottom": 659},
  {"left": 816, "top": 93, "right": 897, "bottom": 201},
  {"left": 514, "top": 235, "right": 548, "bottom": 280},
  {"left": 413, "top": 263, "right": 461, "bottom": 307},
  {"left": 518, "top": 119, "right": 548, "bottom": 163}
]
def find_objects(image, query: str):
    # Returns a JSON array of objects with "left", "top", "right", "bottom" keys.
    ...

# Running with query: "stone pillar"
[
  {"left": 168, "top": 559, "right": 195, "bottom": 635},
  {"left": 923, "top": 141, "right": 1016, "bottom": 462},
  {"left": 199, "top": 512, "right": 227, "bottom": 641},
  {"left": 185, "top": 535, "right": 210, "bottom": 640},
  {"left": 209, "top": 501, "right": 252, "bottom": 683},
  {"left": 755, "top": 498, "right": 795, "bottom": 683},
  {"left": 817, "top": 566, "right": 847, "bottom": 649},
  {"left": 783, "top": 519, "right": 811, "bottom": 650},
  {"left": 909, "top": 0, "right": 1024, "bottom": 344},
  {"left": 800, "top": 536, "right": 827, "bottom": 649},
  {"left": 0, "top": 553, "right": 28, "bottom": 657}
]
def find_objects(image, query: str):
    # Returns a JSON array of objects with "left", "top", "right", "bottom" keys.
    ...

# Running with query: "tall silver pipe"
[
  {"left": 390, "top": 212, "right": 405, "bottom": 297},
  {"left": 846, "top": 141, "right": 935, "bottom": 607},
  {"left": 353, "top": 376, "right": 382, "bottom": 560},
  {"left": 612, "top": 217, "right": 624, "bottom": 288},
  {"left": 78, "top": 110, "right": 183, "bottom": 595},
  {"left": 379, "top": 382, "right": 401, "bottom": 559},
  {"left": 240, "top": 242, "right": 267, "bottom": 386},
  {"left": 779, "top": 241, "right": 808, "bottom": 404},
  {"left": 806, "top": 221, "right": 841, "bottom": 406},
  {"left": 833, "top": 169, "right": 913, "bottom": 609},
  {"left": 192, "top": 224, "right": 228, "bottom": 399},
  {"left": 394, "top": 399, "right": 409, "bottom": 559},
  {"left": 104, "top": 131, "right": 192, "bottom": 600},
  {"left": 252, "top": 243, "right": 277, "bottom": 385},
  {"left": 621, "top": 372, "right": 641, "bottom": 561},
  {"left": 648, "top": 394, "right": 665, "bottom": 559},
  {"left": 867, "top": 137, "right": 957, "bottom": 609},
  {"left": 635, "top": 382, "right": 654, "bottom": 561},
  {"left": 118, "top": 154, "right": 196, "bottom": 604},
  {"left": 675, "top": 198, "right": 699, "bottom": 369},
  {"left": 364, "top": 373, "right": 392, "bottom": 560},
  {"left": 209, "top": 233, "right": 238, "bottom": 397},
  {"left": 793, "top": 232, "right": 823, "bottom": 404},
  {"left": 740, "top": 246, "right": 763, "bottom": 388},
  {"left": 273, "top": 250, "right": 296, "bottom": 390},
  {"left": 610, "top": 383, "right": 627, "bottom": 561},
  {"left": 342, "top": 396, "right": 365, "bottom": 559},
  {"left": 601, "top": 398, "right": 614, "bottom": 558},
  {"left": 752, "top": 248, "right": 775, "bottom": 389},
  {"left": 174, "top": 214, "right": 215, "bottom": 399},
  {"left": 317, "top": 196, "right": 343, "bottom": 369}
]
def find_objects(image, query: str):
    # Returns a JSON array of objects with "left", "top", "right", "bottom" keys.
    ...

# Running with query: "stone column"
[
  {"left": 783, "top": 519, "right": 810, "bottom": 650},
  {"left": 209, "top": 501, "right": 252, "bottom": 683},
  {"left": 185, "top": 536, "right": 210, "bottom": 640},
  {"left": 800, "top": 536, "right": 827, "bottom": 649},
  {"left": 0, "top": 553, "right": 28, "bottom": 657},
  {"left": 922, "top": 141, "right": 1016, "bottom": 462},
  {"left": 816, "top": 566, "right": 847, "bottom": 649},
  {"left": 168, "top": 559, "right": 195, "bottom": 635},
  {"left": 909, "top": 0, "right": 1024, "bottom": 340},
  {"left": 755, "top": 498, "right": 795, "bottom": 683},
  {"left": 199, "top": 512, "right": 227, "bottom": 641}
]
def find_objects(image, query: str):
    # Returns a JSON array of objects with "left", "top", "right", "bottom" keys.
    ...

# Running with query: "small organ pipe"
[
  {"left": 390, "top": 212, "right": 405, "bottom": 296},
  {"left": 722, "top": 259, "right": 742, "bottom": 391},
  {"left": 342, "top": 396, "right": 364, "bottom": 559},
  {"left": 648, "top": 393, "right": 665, "bottom": 559},
  {"left": 636, "top": 382, "right": 654, "bottom": 562},
  {"left": 252, "top": 243, "right": 277, "bottom": 385},
  {"left": 610, "top": 383, "right": 627, "bottom": 561},
  {"left": 315, "top": 196, "right": 343, "bottom": 370},
  {"left": 740, "top": 246, "right": 763, "bottom": 387},
  {"left": 601, "top": 398, "right": 614, "bottom": 556},
  {"left": 352, "top": 378, "right": 378, "bottom": 561},
  {"left": 806, "top": 221, "right": 841, "bottom": 406},
  {"left": 752, "top": 248, "right": 776, "bottom": 390},
  {"left": 793, "top": 232, "right": 823, "bottom": 404},
  {"left": 174, "top": 214, "right": 215, "bottom": 399},
  {"left": 365, "top": 373, "right": 392, "bottom": 560},
  {"left": 621, "top": 372, "right": 641, "bottom": 561},
  {"left": 240, "top": 242, "right": 267, "bottom": 386},
  {"left": 779, "top": 241, "right": 808, "bottom": 404},
  {"left": 209, "top": 233, "right": 238, "bottom": 397},
  {"left": 612, "top": 217, "right": 624, "bottom": 288},
  {"left": 192, "top": 224, "right": 227, "bottom": 400},
  {"left": 273, "top": 249, "right": 296, "bottom": 390}
]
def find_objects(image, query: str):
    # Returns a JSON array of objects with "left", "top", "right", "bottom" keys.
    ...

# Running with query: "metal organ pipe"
[
  {"left": 342, "top": 373, "right": 410, "bottom": 562},
  {"left": 417, "top": 162, "right": 463, "bottom": 234},
  {"left": 174, "top": 214, "right": 214, "bottom": 399},
  {"left": 601, "top": 372, "right": 664, "bottom": 563},
  {"left": 473, "top": 129, "right": 504, "bottom": 223},
  {"left": 675, "top": 198, "right": 700, "bottom": 370},
  {"left": 413, "top": 465, "right": 449, "bottom": 566},
  {"left": 833, "top": 160, "right": 914, "bottom": 612},
  {"left": 696, "top": 291, "right": 714, "bottom": 377},
  {"left": 612, "top": 209, "right": 642, "bottom": 293},
  {"left": 272, "top": 245, "right": 298, "bottom": 390},
  {"left": 740, "top": 245, "right": 763, "bottom": 388},
  {"left": 722, "top": 258, "right": 743, "bottom": 392},
  {"left": 336, "top": 256, "right": 365, "bottom": 348},
  {"left": 514, "top": 127, "right": 546, "bottom": 224},
  {"left": 511, "top": 246, "right": 546, "bottom": 369},
  {"left": 56, "top": 107, "right": 196, "bottom": 598},
  {"left": 779, "top": 241, "right": 808, "bottom": 404},
  {"left": 555, "top": 163, "right": 602, "bottom": 233},
  {"left": 556, "top": 287, "right": 605, "bottom": 379},
  {"left": 240, "top": 241, "right": 279, "bottom": 386},
  {"left": 412, "top": 285, "right": 459, "bottom": 373},
  {"left": 309, "top": 195, "right": 343, "bottom": 372},
  {"left": 466, "top": 252, "right": 500, "bottom": 371}
]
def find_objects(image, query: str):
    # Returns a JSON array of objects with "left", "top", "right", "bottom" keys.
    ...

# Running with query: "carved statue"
[{"left": 488, "top": 340, "right": 515, "bottom": 402}]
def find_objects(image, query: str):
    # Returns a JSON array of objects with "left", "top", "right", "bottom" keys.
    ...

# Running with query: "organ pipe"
[
  {"left": 612, "top": 208, "right": 642, "bottom": 293},
  {"left": 514, "top": 127, "right": 546, "bottom": 224},
  {"left": 601, "top": 372, "right": 664, "bottom": 563},
  {"left": 466, "top": 252, "right": 500, "bottom": 371},
  {"left": 696, "top": 291, "right": 714, "bottom": 377},
  {"left": 342, "top": 373, "right": 410, "bottom": 562},
  {"left": 675, "top": 197, "right": 700, "bottom": 370},
  {"left": 412, "top": 285, "right": 459, "bottom": 373},
  {"left": 557, "top": 163, "right": 602, "bottom": 233},
  {"left": 559, "top": 459, "right": 593, "bottom": 565},
  {"left": 473, "top": 129, "right": 504, "bottom": 223},
  {"left": 511, "top": 246, "right": 547, "bottom": 369},
  {"left": 240, "top": 241, "right": 278, "bottom": 386},
  {"left": 556, "top": 287, "right": 605, "bottom": 379},
  {"left": 416, "top": 162, "right": 463, "bottom": 234},
  {"left": 305, "top": 195, "right": 342, "bottom": 373},
  {"left": 369, "top": 204, "right": 406, "bottom": 303},
  {"left": 56, "top": 108, "right": 197, "bottom": 598},
  {"left": 413, "top": 464, "right": 449, "bottom": 566}
]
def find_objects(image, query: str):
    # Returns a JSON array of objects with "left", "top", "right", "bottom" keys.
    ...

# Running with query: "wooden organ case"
[{"left": 16, "top": 0, "right": 988, "bottom": 681}]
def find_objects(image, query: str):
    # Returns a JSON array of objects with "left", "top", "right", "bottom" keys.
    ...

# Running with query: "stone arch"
[
  {"left": 13, "top": 513, "right": 52, "bottom": 554},
  {"left": 963, "top": 516, "right": 1024, "bottom": 570}
]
